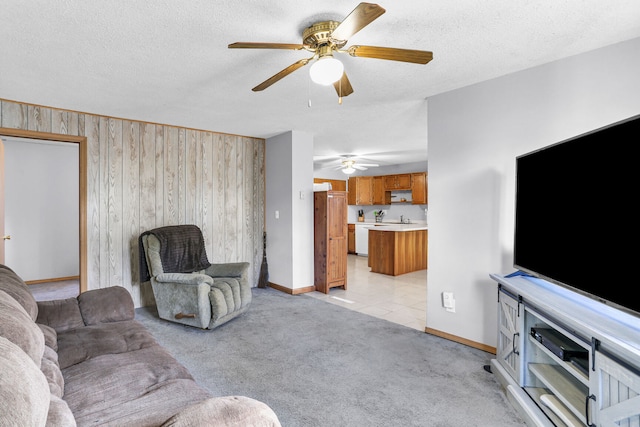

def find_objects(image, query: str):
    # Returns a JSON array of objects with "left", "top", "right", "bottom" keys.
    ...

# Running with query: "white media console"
[{"left": 489, "top": 273, "right": 640, "bottom": 427}]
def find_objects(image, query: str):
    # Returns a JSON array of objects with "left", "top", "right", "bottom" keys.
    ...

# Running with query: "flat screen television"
[{"left": 513, "top": 114, "right": 640, "bottom": 318}]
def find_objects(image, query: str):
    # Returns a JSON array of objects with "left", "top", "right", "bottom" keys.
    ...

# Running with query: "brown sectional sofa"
[{"left": 0, "top": 263, "right": 281, "bottom": 426}]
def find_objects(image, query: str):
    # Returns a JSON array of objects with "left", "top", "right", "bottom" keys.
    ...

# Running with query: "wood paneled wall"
[{"left": 0, "top": 99, "right": 265, "bottom": 307}]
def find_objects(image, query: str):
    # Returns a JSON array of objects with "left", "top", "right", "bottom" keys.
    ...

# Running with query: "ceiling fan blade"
[
  {"left": 331, "top": 3, "right": 386, "bottom": 42},
  {"left": 333, "top": 72, "right": 354, "bottom": 98},
  {"left": 353, "top": 165, "right": 368, "bottom": 170},
  {"left": 228, "top": 42, "right": 306, "bottom": 50},
  {"left": 252, "top": 58, "right": 312, "bottom": 92},
  {"left": 358, "top": 163, "right": 379, "bottom": 167},
  {"left": 347, "top": 45, "right": 433, "bottom": 64}
]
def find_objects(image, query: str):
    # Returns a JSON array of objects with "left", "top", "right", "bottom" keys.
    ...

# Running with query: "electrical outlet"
[
  {"left": 442, "top": 292, "right": 456, "bottom": 312},
  {"left": 446, "top": 299, "right": 456, "bottom": 313}
]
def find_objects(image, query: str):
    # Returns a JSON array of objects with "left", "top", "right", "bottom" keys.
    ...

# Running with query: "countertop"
[
  {"left": 350, "top": 221, "right": 427, "bottom": 232},
  {"left": 369, "top": 224, "right": 428, "bottom": 232}
]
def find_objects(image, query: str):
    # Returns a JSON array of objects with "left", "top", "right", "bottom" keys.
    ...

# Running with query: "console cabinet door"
[
  {"left": 590, "top": 350, "right": 640, "bottom": 426},
  {"left": 497, "top": 289, "right": 523, "bottom": 384}
]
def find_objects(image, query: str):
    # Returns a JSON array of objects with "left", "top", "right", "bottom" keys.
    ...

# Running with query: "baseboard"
[
  {"left": 424, "top": 327, "right": 496, "bottom": 354},
  {"left": 26, "top": 275, "right": 80, "bottom": 285},
  {"left": 267, "top": 282, "right": 316, "bottom": 295}
]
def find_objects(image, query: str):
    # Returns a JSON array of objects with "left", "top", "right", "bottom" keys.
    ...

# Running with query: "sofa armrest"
[
  {"left": 36, "top": 298, "right": 85, "bottom": 333},
  {"left": 78, "top": 286, "right": 135, "bottom": 325},
  {"left": 204, "top": 262, "right": 249, "bottom": 286},
  {"left": 161, "top": 396, "right": 281, "bottom": 427}
]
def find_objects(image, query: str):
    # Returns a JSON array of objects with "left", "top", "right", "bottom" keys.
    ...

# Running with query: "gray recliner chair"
[{"left": 139, "top": 224, "right": 251, "bottom": 330}]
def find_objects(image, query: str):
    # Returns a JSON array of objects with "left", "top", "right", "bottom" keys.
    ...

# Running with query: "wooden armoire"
[{"left": 313, "top": 190, "right": 348, "bottom": 294}]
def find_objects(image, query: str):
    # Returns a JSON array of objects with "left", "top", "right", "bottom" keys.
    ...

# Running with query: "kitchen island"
[{"left": 368, "top": 224, "right": 428, "bottom": 276}]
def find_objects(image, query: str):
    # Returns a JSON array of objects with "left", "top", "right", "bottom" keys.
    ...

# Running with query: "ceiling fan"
[
  {"left": 228, "top": 2, "right": 433, "bottom": 101},
  {"left": 339, "top": 158, "right": 379, "bottom": 174}
]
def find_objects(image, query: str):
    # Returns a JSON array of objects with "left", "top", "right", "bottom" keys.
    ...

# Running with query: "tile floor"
[{"left": 305, "top": 254, "right": 427, "bottom": 331}]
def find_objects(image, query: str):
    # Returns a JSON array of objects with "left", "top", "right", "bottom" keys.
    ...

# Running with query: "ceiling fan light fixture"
[
  {"left": 342, "top": 165, "right": 356, "bottom": 174},
  {"left": 309, "top": 56, "right": 344, "bottom": 85}
]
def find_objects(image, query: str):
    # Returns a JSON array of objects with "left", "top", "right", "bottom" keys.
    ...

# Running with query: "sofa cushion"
[
  {"left": 63, "top": 346, "right": 210, "bottom": 426},
  {"left": 56, "top": 320, "right": 159, "bottom": 369},
  {"left": 0, "top": 336, "right": 50, "bottom": 427},
  {"left": 161, "top": 396, "right": 282, "bottom": 427},
  {"left": 0, "top": 263, "right": 38, "bottom": 320},
  {"left": 36, "top": 297, "right": 85, "bottom": 333},
  {"left": 0, "top": 290, "right": 45, "bottom": 367},
  {"left": 47, "top": 395, "right": 77, "bottom": 427},
  {"left": 38, "top": 323, "right": 59, "bottom": 351},
  {"left": 41, "top": 350, "right": 65, "bottom": 398},
  {"left": 78, "top": 286, "right": 135, "bottom": 325}
]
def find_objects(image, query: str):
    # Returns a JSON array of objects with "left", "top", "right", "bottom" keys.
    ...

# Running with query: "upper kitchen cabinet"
[
  {"left": 411, "top": 172, "right": 428, "bottom": 204},
  {"left": 348, "top": 176, "right": 373, "bottom": 205},
  {"left": 384, "top": 174, "right": 412, "bottom": 190},
  {"left": 372, "top": 176, "right": 391, "bottom": 205},
  {"left": 313, "top": 178, "right": 347, "bottom": 191}
]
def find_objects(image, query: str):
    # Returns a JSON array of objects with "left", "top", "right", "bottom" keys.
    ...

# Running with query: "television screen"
[{"left": 514, "top": 114, "right": 640, "bottom": 317}]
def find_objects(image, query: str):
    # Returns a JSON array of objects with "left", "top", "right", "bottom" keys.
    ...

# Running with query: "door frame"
[{"left": 0, "top": 128, "right": 87, "bottom": 293}]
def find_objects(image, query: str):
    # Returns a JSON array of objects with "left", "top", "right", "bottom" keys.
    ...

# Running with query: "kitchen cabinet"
[
  {"left": 384, "top": 174, "right": 412, "bottom": 190},
  {"left": 411, "top": 172, "right": 427, "bottom": 204},
  {"left": 313, "top": 178, "right": 347, "bottom": 191},
  {"left": 372, "top": 175, "right": 390, "bottom": 205},
  {"left": 347, "top": 224, "right": 355, "bottom": 254},
  {"left": 368, "top": 227, "right": 427, "bottom": 275},
  {"left": 314, "top": 191, "right": 348, "bottom": 294},
  {"left": 347, "top": 176, "right": 373, "bottom": 205}
]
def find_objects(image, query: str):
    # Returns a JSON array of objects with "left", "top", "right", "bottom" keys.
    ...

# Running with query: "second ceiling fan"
[
  {"left": 340, "top": 158, "right": 378, "bottom": 174},
  {"left": 228, "top": 2, "right": 433, "bottom": 100}
]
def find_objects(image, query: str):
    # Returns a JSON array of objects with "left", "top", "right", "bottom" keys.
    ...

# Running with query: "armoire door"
[{"left": 326, "top": 191, "right": 347, "bottom": 286}]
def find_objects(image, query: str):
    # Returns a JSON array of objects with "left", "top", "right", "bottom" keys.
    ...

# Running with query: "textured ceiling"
[{"left": 2, "top": 1, "right": 640, "bottom": 171}]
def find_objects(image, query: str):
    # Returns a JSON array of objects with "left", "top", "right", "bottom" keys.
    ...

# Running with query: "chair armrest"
[
  {"left": 151, "top": 274, "right": 212, "bottom": 329},
  {"left": 154, "top": 273, "right": 214, "bottom": 285},
  {"left": 205, "top": 262, "right": 249, "bottom": 279}
]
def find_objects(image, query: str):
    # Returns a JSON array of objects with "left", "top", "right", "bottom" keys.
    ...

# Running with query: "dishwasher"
[{"left": 355, "top": 224, "right": 373, "bottom": 256}]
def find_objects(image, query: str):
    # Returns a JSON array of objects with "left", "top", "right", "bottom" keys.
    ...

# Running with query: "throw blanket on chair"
[{"left": 139, "top": 225, "right": 212, "bottom": 283}]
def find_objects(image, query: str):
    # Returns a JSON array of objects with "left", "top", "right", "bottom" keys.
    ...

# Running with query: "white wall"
[
  {"left": 426, "top": 37, "right": 640, "bottom": 347},
  {"left": 266, "top": 131, "right": 314, "bottom": 290},
  {"left": 3, "top": 138, "right": 78, "bottom": 281}
]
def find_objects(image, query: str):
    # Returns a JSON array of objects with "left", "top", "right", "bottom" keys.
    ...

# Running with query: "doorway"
[{"left": 0, "top": 128, "right": 87, "bottom": 293}]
